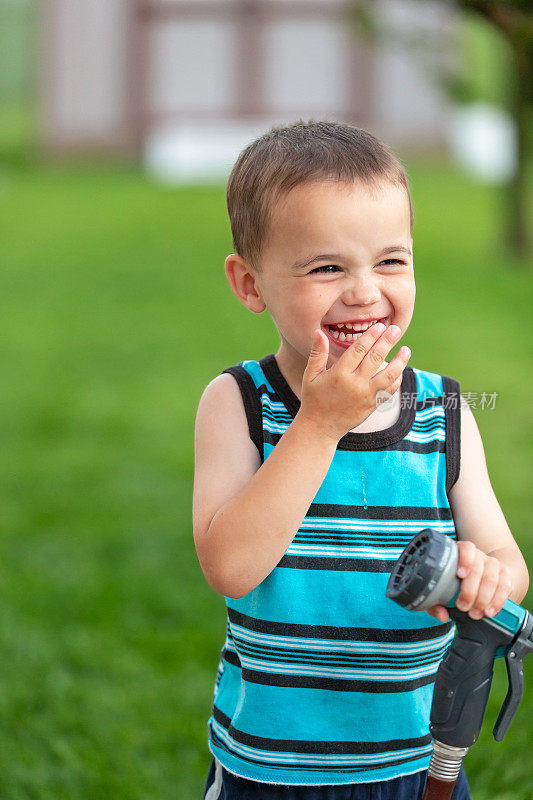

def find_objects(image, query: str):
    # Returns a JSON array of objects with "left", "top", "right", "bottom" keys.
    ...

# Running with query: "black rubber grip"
[{"left": 430, "top": 609, "right": 514, "bottom": 748}]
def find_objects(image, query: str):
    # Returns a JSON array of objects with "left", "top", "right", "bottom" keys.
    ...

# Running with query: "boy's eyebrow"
[{"left": 291, "top": 245, "right": 412, "bottom": 271}]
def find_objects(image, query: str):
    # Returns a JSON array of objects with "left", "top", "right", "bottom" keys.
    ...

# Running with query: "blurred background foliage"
[
  {"left": 351, "top": 0, "right": 532, "bottom": 255},
  {"left": 0, "top": 2, "right": 532, "bottom": 799}
]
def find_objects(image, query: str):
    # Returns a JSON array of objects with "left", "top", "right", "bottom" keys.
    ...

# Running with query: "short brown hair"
[{"left": 226, "top": 119, "right": 414, "bottom": 273}]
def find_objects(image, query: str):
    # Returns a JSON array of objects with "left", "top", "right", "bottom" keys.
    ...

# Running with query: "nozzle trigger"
[
  {"left": 492, "top": 611, "right": 533, "bottom": 741},
  {"left": 492, "top": 653, "right": 524, "bottom": 741}
]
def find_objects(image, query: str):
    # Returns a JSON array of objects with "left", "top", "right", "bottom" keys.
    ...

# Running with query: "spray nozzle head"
[{"left": 386, "top": 528, "right": 460, "bottom": 611}]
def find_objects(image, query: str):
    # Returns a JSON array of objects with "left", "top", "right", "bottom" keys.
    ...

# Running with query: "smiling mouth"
[{"left": 322, "top": 317, "right": 389, "bottom": 346}]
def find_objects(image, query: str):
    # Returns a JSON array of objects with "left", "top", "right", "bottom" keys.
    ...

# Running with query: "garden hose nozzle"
[{"left": 386, "top": 529, "right": 533, "bottom": 800}]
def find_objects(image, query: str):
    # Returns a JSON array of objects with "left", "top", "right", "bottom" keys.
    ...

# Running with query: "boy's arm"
[
  {"left": 427, "top": 398, "right": 529, "bottom": 623},
  {"left": 192, "top": 374, "right": 338, "bottom": 599}
]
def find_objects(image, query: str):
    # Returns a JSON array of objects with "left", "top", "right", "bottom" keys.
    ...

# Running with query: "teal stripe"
[
  {"left": 218, "top": 675, "right": 435, "bottom": 741},
  {"left": 412, "top": 367, "right": 444, "bottom": 399},
  {"left": 263, "top": 444, "right": 450, "bottom": 510},
  {"left": 227, "top": 570, "right": 445, "bottom": 630}
]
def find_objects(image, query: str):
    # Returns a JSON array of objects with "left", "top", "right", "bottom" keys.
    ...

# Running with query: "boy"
[{"left": 193, "top": 120, "right": 528, "bottom": 799}]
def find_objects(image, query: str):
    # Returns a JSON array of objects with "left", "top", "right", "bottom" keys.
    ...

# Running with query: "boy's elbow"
[
  {"left": 519, "top": 565, "right": 529, "bottom": 603},
  {"left": 206, "top": 571, "right": 252, "bottom": 600},
  {"left": 508, "top": 552, "right": 529, "bottom": 605},
  {"left": 195, "top": 519, "right": 256, "bottom": 599},
  {"left": 197, "top": 551, "right": 253, "bottom": 599}
]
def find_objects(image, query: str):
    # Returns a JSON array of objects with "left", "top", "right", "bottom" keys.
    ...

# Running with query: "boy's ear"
[{"left": 224, "top": 254, "right": 266, "bottom": 314}]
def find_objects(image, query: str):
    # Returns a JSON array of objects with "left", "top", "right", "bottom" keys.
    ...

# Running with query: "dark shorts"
[{"left": 203, "top": 758, "right": 472, "bottom": 800}]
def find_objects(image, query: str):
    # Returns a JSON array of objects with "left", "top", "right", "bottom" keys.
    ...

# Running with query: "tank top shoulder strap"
[
  {"left": 413, "top": 367, "right": 461, "bottom": 495},
  {"left": 220, "top": 359, "right": 266, "bottom": 462},
  {"left": 442, "top": 374, "right": 461, "bottom": 494}
]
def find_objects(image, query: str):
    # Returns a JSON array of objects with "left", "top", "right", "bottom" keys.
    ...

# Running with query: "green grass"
[{"left": 0, "top": 159, "right": 532, "bottom": 799}]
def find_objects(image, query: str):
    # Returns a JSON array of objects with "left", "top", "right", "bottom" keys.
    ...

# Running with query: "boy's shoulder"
[
  {"left": 194, "top": 370, "right": 262, "bottom": 483},
  {"left": 219, "top": 354, "right": 277, "bottom": 397},
  {"left": 197, "top": 360, "right": 265, "bottom": 458}
]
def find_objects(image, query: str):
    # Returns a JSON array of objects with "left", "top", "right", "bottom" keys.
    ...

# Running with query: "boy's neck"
[{"left": 274, "top": 346, "right": 307, "bottom": 401}]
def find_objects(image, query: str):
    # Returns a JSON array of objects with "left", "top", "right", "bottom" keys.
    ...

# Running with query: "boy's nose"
[{"left": 340, "top": 276, "right": 380, "bottom": 306}]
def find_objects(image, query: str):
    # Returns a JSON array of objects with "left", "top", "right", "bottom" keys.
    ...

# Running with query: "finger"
[
  {"left": 388, "top": 378, "right": 401, "bottom": 398},
  {"left": 335, "top": 321, "right": 386, "bottom": 372},
  {"left": 426, "top": 604, "right": 450, "bottom": 623},
  {"left": 353, "top": 324, "right": 403, "bottom": 379},
  {"left": 304, "top": 329, "right": 329, "bottom": 382},
  {"left": 455, "top": 540, "right": 477, "bottom": 579},
  {"left": 485, "top": 569, "right": 515, "bottom": 618},
  {"left": 370, "top": 347, "right": 411, "bottom": 393},
  {"left": 469, "top": 556, "right": 500, "bottom": 619},
  {"left": 456, "top": 551, "right": 484, "bottom": 613}
]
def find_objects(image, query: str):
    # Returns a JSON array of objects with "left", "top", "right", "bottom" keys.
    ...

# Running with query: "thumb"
[
  {"left": 426, "top": 604, "right": 450, "bottom": 623},
  {"left": 305, "top": 329, "right": 329, "bottom": 379}
]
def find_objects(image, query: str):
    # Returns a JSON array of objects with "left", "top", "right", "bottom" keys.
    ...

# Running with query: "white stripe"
[
  {"left": 411, "top": 423, "right": 445, "bottom": 433},
  {"left": 410, "top": 421, "right": 445, "bottom": 433},
  {"left": 263, "top": 419, "right": 290, "bottom": 434},
  {"left": 229, "top": 625, "right": 454, "bottom": 655},
  {"left": 237, "top": 655, "right": 440, "bottom": 681},
  {"left": 415, "top": 407, "right": 445, "bottom": 420},
  {"left": 286, "top": 545, "right": 405, "bottom": 559},
  {"left": 406, "top": 430, "right": 445, "bottom": 443},
  {"left": 411, "top": 421, "right": 445, "bottom": 432},
  {"left": 262, "top": 396, "right": 291, "bottom": 413},
  {"left": 264, "top": 409, "right": 446, "bottom": 437},
  {"left": 204, "top": 759, "right": 223, "bottom": 800},
  {"left": 298, "top": 519, "right": 455, "bottom": 532},
  {"left": 212, "top": 718, "right": 432, "bottom": 766}
]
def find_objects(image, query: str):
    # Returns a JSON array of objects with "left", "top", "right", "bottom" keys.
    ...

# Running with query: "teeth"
[
  {"left": 329, "top": 329, "right": 365, "bottom": 341},
  {"left": 331, "top": 319, "right": 379, "bottom": 333}
]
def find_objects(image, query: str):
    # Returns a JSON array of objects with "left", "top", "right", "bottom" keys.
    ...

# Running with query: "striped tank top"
[{"left": 207, "top": 354, "right": 461, "bottom": 786}]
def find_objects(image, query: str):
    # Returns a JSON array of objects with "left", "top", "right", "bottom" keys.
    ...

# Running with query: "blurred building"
[{"left": 40, "top": 0, "right": 457, "bottom": 179}]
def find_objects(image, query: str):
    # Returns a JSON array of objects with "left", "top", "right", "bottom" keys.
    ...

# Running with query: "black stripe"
[
  {"left": 239, "top": 667, "right": 438, "bottom": 693},
  {"left": 223, "top": 648, "right": 241, "bottom": 669},
  {"left": 290, "top": 534, "right": 433, "bottom": 546},
  {"left": 227, "top": 607, "right": 453, "bottom": 642},
  {"left": 442, "top": 375, "right": 461, "bottom": 493},
  {"left": 362, "top": 438, "right": 445, "bottom": 453},
  {"left": 263, "top": 411, "right": 293, "bottom": 425},
  {"left": 277, "top": 555, "right": 398, "bottom": 571},
  {"left": 220, "top": 365, "right": 264, "bottom": 463},
  {"left": 411, "top": 419, "right": 445, "bottom": 431},
  {"left": 212, "top": 706, "right": 431, "bottom": 755},
  {"left": 306, "top": 503, "right": 454, "bottom": 520}
]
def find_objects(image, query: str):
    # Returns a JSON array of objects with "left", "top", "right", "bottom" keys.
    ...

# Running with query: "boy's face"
[{"left": 225, "top": 178, "right": 415, "bottom": 381}]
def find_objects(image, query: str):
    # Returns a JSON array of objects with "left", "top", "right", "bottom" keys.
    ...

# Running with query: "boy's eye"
[
  {"left": 309, "top": 259, "right": 404, "bottom": 274},
  {"left": 309, "top": 265, "right": 340, "bottom": 274}
]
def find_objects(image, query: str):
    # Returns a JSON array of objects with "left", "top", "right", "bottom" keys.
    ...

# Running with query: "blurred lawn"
[{"left": 0, "top": 159, "right": 532, "bottom": 800}]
